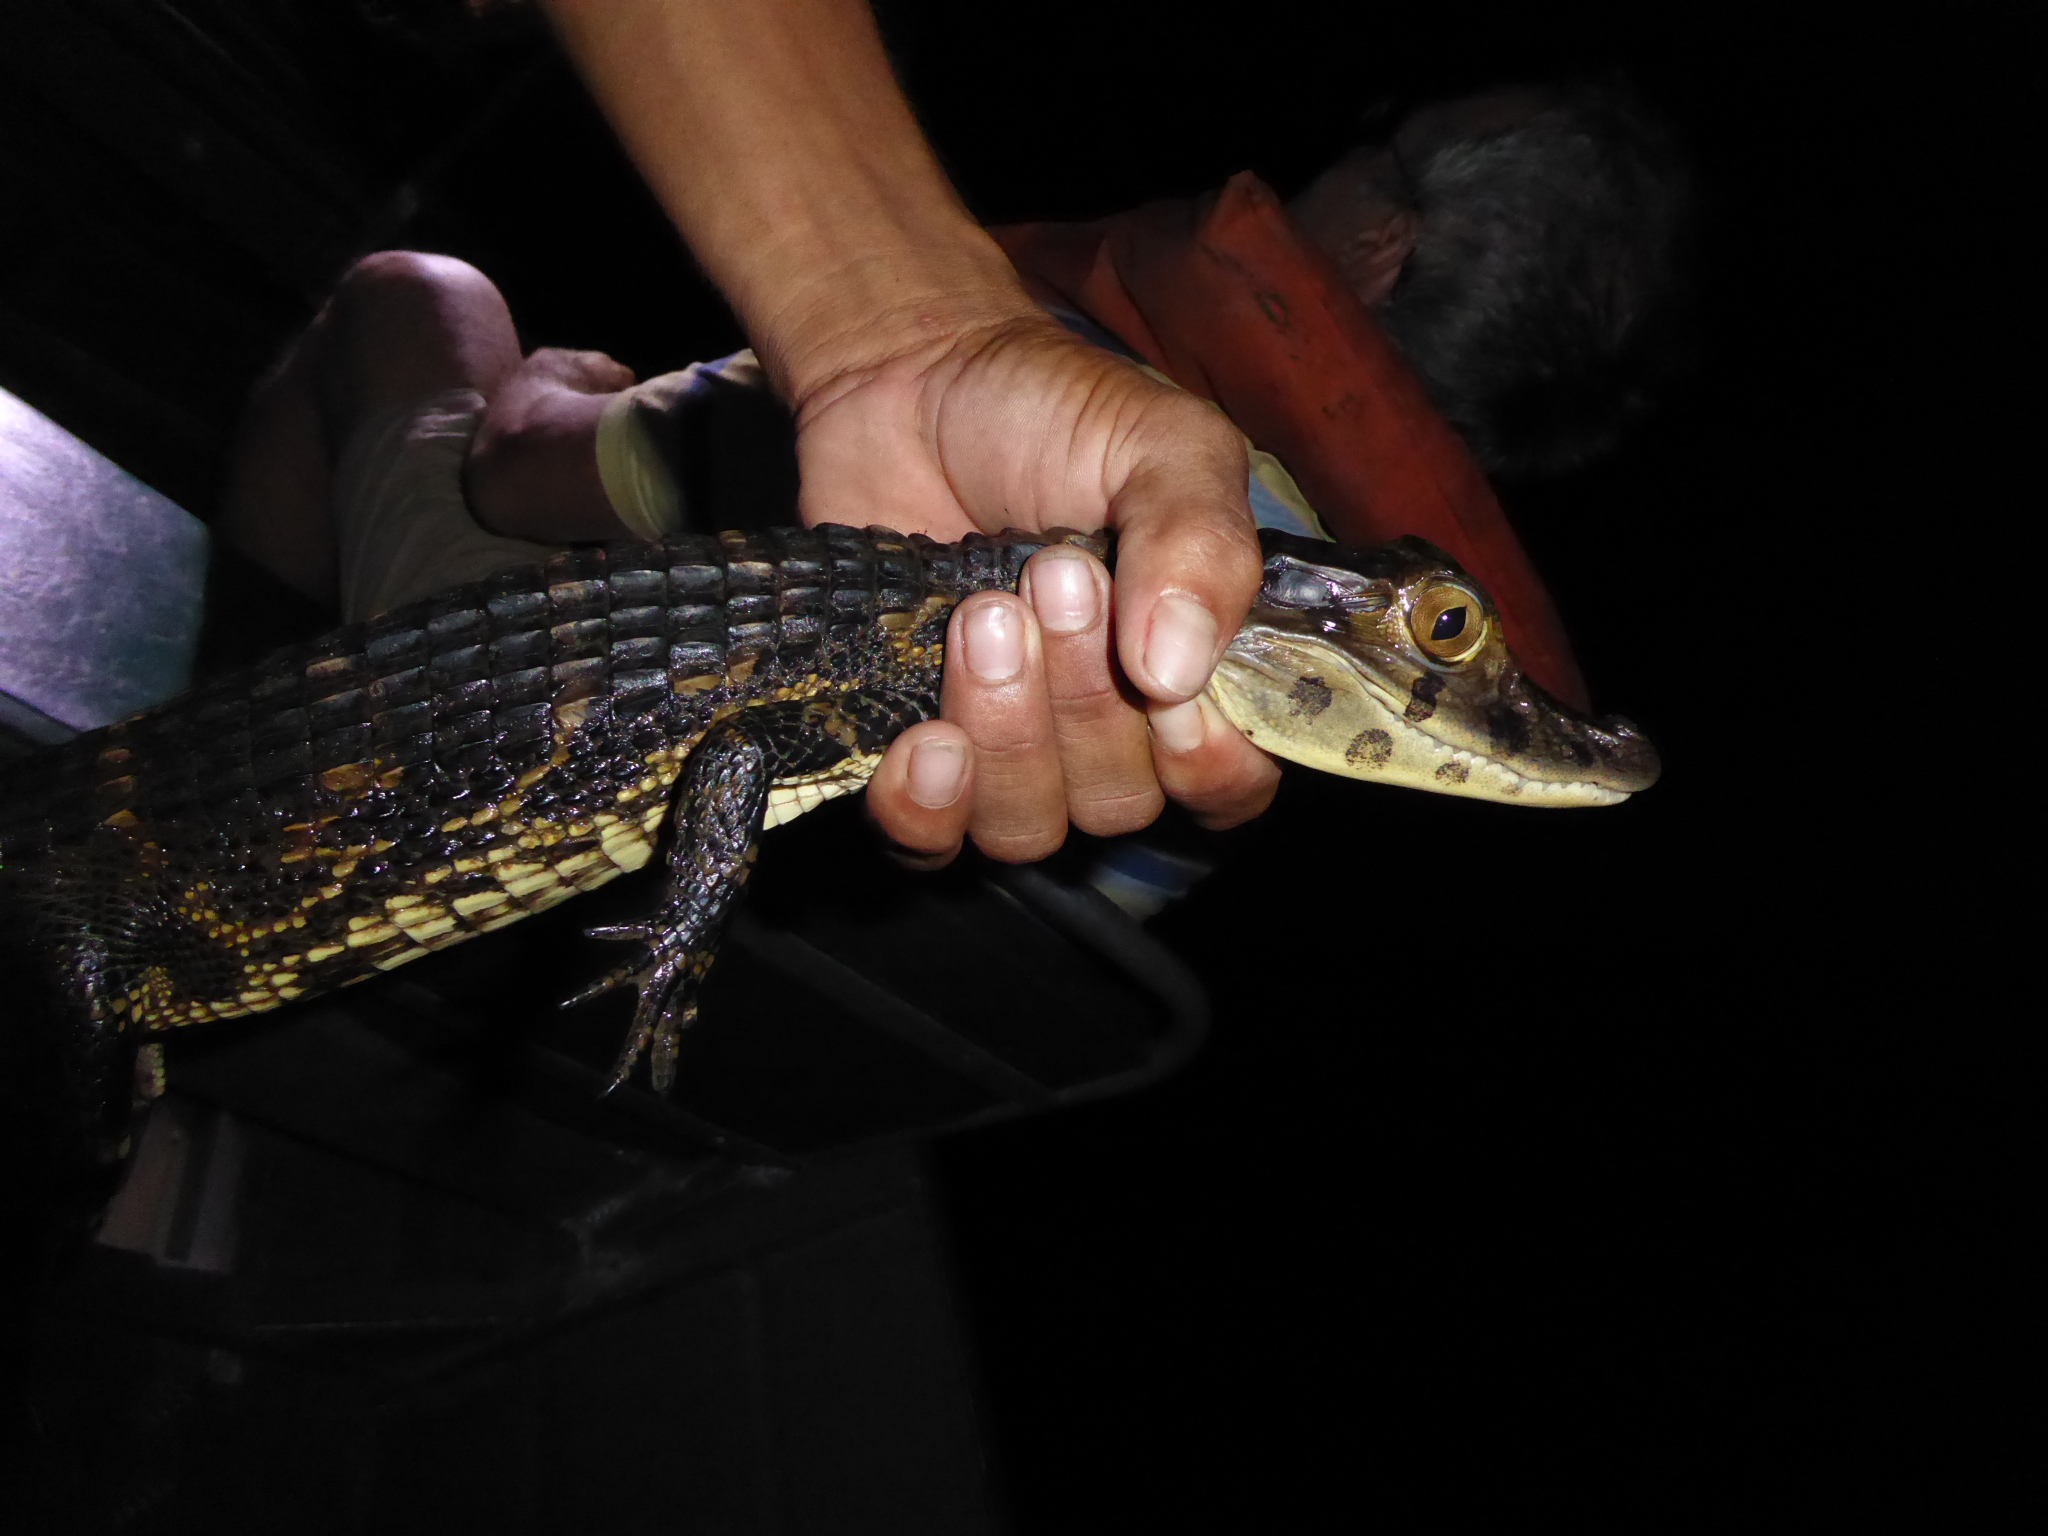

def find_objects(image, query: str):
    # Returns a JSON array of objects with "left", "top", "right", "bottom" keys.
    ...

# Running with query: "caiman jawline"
[
  {"left": 1206, "top": 631, "right": 1635, "bottom": 808},
  {"left": 1337, "top": 659, "right": 1626, "bottom": 803}
]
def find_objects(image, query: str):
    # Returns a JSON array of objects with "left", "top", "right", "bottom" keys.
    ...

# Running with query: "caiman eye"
[{"left": 1410, "top": 580, "right": 1489, "bottom": 664}]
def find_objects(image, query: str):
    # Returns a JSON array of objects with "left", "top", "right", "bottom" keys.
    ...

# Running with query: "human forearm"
[{"left": 540, "top": 0, "right": 1034, "bottom": 403}]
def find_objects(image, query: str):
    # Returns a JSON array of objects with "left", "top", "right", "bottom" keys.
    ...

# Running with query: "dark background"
[{"left": 0, "top": 1, "right": 2016, "bottom": 1527}]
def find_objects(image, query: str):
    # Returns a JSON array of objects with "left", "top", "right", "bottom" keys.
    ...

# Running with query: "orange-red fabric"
[{"left": 995, "top": 173, "right": 1589, "bottom": 711}]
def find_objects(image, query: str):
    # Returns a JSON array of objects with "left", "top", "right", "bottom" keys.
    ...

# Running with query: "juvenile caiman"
[{"left": 0, "top": 525, "right": 1656, "bottom": 1154}]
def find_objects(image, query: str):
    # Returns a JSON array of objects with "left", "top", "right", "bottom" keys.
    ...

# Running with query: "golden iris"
[{"left": 1409, "top": 581, "right": 1489, "bottom": 664}]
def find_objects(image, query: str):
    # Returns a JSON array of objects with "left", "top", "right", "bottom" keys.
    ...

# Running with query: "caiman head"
[{"left": 1206, "top": 531, "right": 1660, "bottom": 806}]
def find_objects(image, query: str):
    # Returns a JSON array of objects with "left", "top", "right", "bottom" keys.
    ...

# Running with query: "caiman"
[{"left": 0, "top": 525, "right": 1657, "bottom": 1166}]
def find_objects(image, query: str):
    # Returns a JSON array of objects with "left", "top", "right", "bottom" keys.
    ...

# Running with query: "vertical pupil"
[{"left": 1431, "top": 606, "right": 1468, "bottom": 641}]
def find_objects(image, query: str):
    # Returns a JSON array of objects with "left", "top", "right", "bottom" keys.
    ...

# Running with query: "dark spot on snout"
[
  {"left": 1288, "top": 675, "right": 1333, "bottom": 717},
  {"left": 1485, "top": 703, "right": 1531, "bottom": 756},
  {"left": 1345, "top": 728, "right": 1393, "bottom": 768},
  {"left": 1434, "top": 761, "right": 1469, "bottom": 785},
  {"left": 1404, "top": 674, "right": 1442, "bottom": 722}
]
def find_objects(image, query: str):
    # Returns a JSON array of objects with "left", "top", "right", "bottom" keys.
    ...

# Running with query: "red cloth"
[{"left": 994, "top": 173, "right": 1590, "bottom": 712}]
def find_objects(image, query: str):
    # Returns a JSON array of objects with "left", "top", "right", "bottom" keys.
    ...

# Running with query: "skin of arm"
[{"left": 540, "top": 0, "right": 1278, "bottom": 861}]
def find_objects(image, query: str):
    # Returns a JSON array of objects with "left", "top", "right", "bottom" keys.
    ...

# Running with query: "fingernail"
[
  {"left": 1150, "top": 698, "right": 1207, "bottom": 755},
  {"left": 1144, "top": 595, "right": 1219, "bottom": 700},
  {"left": 1025, "top": 549, "right": 1099, "bottom": 636},
  {"left": 906, "top": 738, "right": 966, "bottom": 808},
  {"left": 961, "top": 599, "right": 1025, "bottom": 683}
]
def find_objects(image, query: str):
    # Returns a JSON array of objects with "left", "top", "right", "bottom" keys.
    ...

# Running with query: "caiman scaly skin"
[{"left": 0, "top": 525, "right": 1657, "bottom": 1148}]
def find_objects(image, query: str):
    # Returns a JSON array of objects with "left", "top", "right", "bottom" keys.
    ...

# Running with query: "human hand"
[
  {"left": 790, "top": 311, "right": 1281, "bottom": 864},
  {"left": 467, "top": 349, "right": 640, "bottom": 542},
  {"left": 515, "top": 346, "right": 638, "bottom": 395}
]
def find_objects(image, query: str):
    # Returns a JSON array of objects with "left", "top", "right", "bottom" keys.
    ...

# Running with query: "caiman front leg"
[{"left": 566, "top": 693, "right": 921, "bottom": 1093}]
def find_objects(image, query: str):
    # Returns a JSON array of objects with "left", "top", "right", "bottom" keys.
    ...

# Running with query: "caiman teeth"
[{"left": 1423, "top": 740, "right": 1625, "bottom": 806}]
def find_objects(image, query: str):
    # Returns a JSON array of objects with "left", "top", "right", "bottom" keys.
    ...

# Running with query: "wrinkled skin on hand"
[{"left": 791, "top": 312, "right": 1281, "bottom": 865}]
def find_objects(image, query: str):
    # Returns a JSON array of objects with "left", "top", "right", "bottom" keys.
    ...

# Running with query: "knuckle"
[
  {"left": 974, "top": 824, "right": 1069, "bottom": 864},
  {"left": 1070, "top": 784, "right": 1165, "bottom": 838}
]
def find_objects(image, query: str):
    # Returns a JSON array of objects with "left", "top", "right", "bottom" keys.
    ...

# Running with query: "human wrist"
[{"left": 742, "top": 227, "right": 1045, "bottom": 409}]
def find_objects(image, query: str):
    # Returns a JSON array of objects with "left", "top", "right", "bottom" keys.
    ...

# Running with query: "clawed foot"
[{"left": 562, "top": 921, "right": 713, "bottom": 1094}]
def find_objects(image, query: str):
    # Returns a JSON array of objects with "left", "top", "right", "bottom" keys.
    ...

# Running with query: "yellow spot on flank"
[
  {"left": 306, "top": 945, "right": 345, "bottom": 963},
  {"left": 516, "top": 764, "right": 552, "bottom": 790},
  {"left": 331, "top": 859, "right": 358, "bottom": 879},
  {"left": 372, "top": 946, "right": 431, "bottom": 971},
  {"left": 345, "top": 923, "right": 400, "bottom": 947},
  {"left": 453, "top": 890, "right": 510, "bottom": 916},
  {"left": 601, "top": 835, "right": 653, "bottom": 872},
  {"left": 401, "top": 915, "right": 458, "bottom": 943},
  {"left": 321, "top": 762, "right": 376, "bottom": 795},
  {"left": 441, "top": 817, "right": 468, "bottom": 834},
  {"left": 503, "top": 869, "right": 562, "bottom": 897},
  {"left": 387, "top": 895, "right": 426, "bottom": 910},
  {"left": 423, "top": 865, "right": 453, "bottom": 884}
]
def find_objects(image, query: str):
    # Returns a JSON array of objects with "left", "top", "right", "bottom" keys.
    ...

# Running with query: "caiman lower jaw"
[{"left": 1205, "top": 636, "right": 1632, "bottom": 808}]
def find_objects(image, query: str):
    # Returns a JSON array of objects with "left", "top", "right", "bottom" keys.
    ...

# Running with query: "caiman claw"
[{"left": 562, "top": 922, "right": 710, "bottom": 1094}]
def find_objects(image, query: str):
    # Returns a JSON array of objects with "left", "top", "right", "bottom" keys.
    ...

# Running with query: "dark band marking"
[
  {"left": 1345, "top": 728, "right": 1393, "bottom": 768},
  {"left": 1288, "top": 675, "right": 1333, "bottom": 718},
  {"left": 1405, "top": 674, "right": 1443, "bottom": 722}
]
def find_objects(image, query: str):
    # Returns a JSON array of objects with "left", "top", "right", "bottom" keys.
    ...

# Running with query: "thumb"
[{"left": 1106, "top": 408, "right": 1261, "bottom": 703}]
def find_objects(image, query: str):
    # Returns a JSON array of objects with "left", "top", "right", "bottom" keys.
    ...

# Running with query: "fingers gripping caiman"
[{"left": 0, "top": 525, "right": 1657, "bottom": 1129}]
